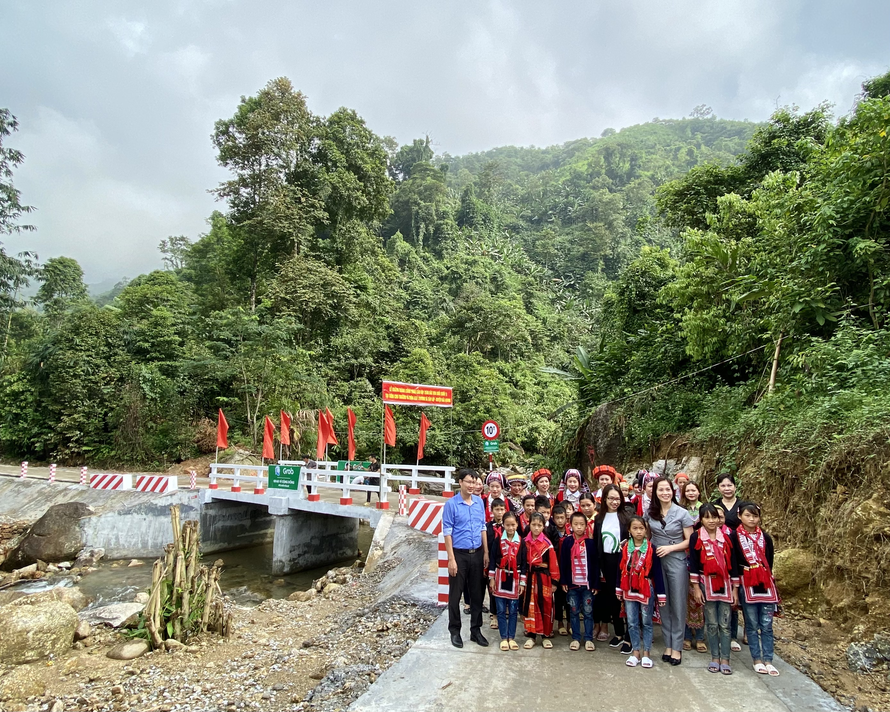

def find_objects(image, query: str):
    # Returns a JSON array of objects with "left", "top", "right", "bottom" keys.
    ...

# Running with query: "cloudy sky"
[{"left": 1, "top": 1, "right": 887, "bottom": 284}]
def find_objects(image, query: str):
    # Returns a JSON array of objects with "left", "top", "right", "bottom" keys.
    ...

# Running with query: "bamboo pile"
[{"left": 141, "top": 504, "right": 232, "bottom": 648}]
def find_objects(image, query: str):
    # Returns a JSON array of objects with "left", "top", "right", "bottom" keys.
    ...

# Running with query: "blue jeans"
[
  {"left": 566, "top": 587, "right": 594, "bottom": 642},
  {"left": 685, "top": 624, "right": 705, "bottom": 642},
  {"left": 495, "top": 595, "right": 519, "bottom": 640},
  {"left": 742, "top": 602, "right": 775, "bottom": 663},
  {"left": 703, "top": 599, "right": 732, "bottom": 660},
  {"left": 624, "top": 598, "right": 654, "bottom": 652}
]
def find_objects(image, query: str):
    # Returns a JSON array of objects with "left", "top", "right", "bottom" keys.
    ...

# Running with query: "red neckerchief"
[
  {"left": 620, "top": 539, "right": 652, "bottom": 598},
  {"left": 524, "top": 531, "right": 551, "bottom": 567},
  {"left": 570, "top": 534, "right": 588, "bottom": 586},
  {"left": 585, "top": 518, "right": 595, "bottom": 539},
  {"left": 736, "top": 525, "right": 773, "bottom": 588},
  {"left": 697, "top": 528, "right": 730, "bottom": 579}
]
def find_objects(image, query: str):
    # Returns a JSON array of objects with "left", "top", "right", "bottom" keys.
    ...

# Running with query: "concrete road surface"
[{"left": 350, "top": 611, "right": 843, "bottom": 712}]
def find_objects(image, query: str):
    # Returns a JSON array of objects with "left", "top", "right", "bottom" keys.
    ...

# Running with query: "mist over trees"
[{"left": 0, "top": 71, "right": 887, "bottom": 471}]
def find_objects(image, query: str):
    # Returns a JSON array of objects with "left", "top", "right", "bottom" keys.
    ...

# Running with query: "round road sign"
[{"left": 482, "top": 420, "right": 500, "bottom": 440}]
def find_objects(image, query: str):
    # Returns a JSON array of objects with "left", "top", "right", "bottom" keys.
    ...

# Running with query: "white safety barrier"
[
  {"left": 134, "top": 475, "right": 178, "bottom": 493},
  {"left": 381, "top": 463, "right": 455, "bottom": 497},
  {"left": 48, "top": 463, "right": 56, "bottom": 484},
  {"left": 90, "top": 474, "right": 133, "bottom": 490},
  {"left": 208, "top": 463, "right": 268, "bottom": 495},
  {"left": 79, "top": 466, "right": 88, "bottom": 486}
]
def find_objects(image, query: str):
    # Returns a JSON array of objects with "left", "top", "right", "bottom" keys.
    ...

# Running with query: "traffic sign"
[
  {"left": 484, "top": 440, "right": 500, "bottom": 453},
  {"left": 482, "top": 420, "right": 500, "bottom": 440}
]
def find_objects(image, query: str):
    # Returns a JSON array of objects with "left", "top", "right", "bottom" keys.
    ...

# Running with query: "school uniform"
[
  {"left": 548, "top": 523, "right": 570, "bottom": 629},
  {"left": 520, "top": 532, "right": 560, "bottom": 638},
  {"left": 616, "top": 539, "right": 666, "bottom": 654},
  {"left": 592, "top": 512, "right": 629, "bottom": 640},
  {"left": 558, "top": 534, "right": 599, "bottom": 643},
  {"left": 733, "top": 526, "right": 779, "bottom": 664},
  {"left": 485, "top": 519, "right": 505, "bottom": 614},
  {"left": 488, "top": 531, "right": 527, "bottom": 641},
  {"left": 689, "top": 529, "right": 739, "bottom": 660}
]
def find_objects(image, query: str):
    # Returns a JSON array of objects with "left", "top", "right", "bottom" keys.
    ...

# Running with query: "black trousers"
[
  {"left": 448, "top": 548, "right": 484, "bottom": 635},
  {"left": 594, "top": 552, "right": 626, "bottom": 637}
]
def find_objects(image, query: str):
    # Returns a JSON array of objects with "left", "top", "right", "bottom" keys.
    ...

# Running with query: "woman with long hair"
[
  {"left": 645, "top": 476, "right": 694, "bottom": 665},
  {"left": 592, "top": 484, "right": 632, "bottom": 652}
]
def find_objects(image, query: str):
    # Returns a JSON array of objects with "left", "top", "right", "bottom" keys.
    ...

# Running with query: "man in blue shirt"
[{"left": 443, "top": 467, "right": 489, "bottom": 648}]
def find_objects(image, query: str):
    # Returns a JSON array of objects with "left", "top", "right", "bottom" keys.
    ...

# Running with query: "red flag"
[
  {"left": 384, "top": 405, "right": 396, "bottom": 447},
  {"left": 280, "top": 411, "right": 291, "bottom": 446},
  {"left": 347, "top": 408, "right": 357, "bottom": 462},
  {"left": 325, "top": 408, "right": 339, "bottom": 446},
  {"left": 316, "top": 411, "right": 327, "bottom": 461},
  {"left": 417, "top": 412, "right": 430, "bottom": 461},
  {"left": 262, "top": 416, "right": 275, "bottom": 459},
  {"left": 216, "top": 409, "right": 229, "bottom": 449}
]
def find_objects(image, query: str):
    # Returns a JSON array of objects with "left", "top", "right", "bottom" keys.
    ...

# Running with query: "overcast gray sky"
[{"left": 1, "top": 0, "right": 887, "bottom": 283}]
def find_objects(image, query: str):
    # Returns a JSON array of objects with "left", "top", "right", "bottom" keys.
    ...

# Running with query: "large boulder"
[
  {"left": 847, "top": 633, "right": 890, "bottom": 672},
  {"left": 3, "top": 503, "right": 94, "bottom": 569},
  {"left": 583, "top": 403, "right": 625, "bottom": 478},
  {"left": 773, "top": 548, "right": 817, "bottom": 595},
  {"left": 0, "top": 600, "right": 78, "bottom": 664},
  {"left": 6, "top": 585, "right": 90, "bottom": 612},
  {"left": 0, "top": 664, "right": 47, "bottom": 702}
]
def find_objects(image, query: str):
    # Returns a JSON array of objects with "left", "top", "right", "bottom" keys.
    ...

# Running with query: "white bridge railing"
[
  {"left": 381, "top": 464, "right": 455, "bottom": 496},
  {"left": 207, "top": 459, "right": 455, "bottom": 507}
]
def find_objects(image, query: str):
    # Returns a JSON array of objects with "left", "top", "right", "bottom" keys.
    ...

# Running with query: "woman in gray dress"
[{"left": 645, "top": 476, "right": 694, "bottom": 665}]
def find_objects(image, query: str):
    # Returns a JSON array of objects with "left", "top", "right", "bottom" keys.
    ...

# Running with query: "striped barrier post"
[
  {"left": 79, "top": 466, "right": 88, "bottom": 486},
  {"left": 19, "top": 461, "right": 27, "bottom": 479},
  {"left": 398, "top": 485, "right": 407, "bottom": 515},
  {"left": 48, "top": 463, "right": 56, "bottom": 484},
  {"left": 134, "top": 475, "right": 178, "bottom": 493},
  {"left": 189, "top": 470, "right": 197, "bottom": 490},
  {"left": 437, "top": 533, "right": 449, "bottom": 607}
]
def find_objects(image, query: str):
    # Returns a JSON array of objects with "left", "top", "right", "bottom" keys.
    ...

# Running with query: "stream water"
[{"left": 9, "top": 521, "right": 374, "bottom": 609}]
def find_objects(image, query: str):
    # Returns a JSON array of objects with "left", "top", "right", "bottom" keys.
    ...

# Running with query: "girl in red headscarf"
[
  {"left": 520, "top": 512, "right": 560, "bottom": 649},
  {"left": 532, "top": 469, "right": 556, "bottom": 508}
]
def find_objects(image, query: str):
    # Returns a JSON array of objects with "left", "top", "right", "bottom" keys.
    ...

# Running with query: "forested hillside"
[{"left": 0, "top": 72, "right": 887, "bottom": 476}]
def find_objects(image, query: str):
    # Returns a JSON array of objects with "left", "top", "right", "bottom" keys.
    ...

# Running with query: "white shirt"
[{"left": 601, "top": 512, "right": 621, "bottom": 554}]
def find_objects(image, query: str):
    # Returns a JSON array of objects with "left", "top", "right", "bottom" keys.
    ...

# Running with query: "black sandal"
[
  {"left": 670, "top": 654, "right": 683, "bottom": 666},
  {"left": 661, "top": 653, "right": 672, "bottom": 663}
]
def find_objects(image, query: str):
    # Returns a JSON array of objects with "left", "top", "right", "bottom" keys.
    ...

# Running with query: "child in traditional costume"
[
  {"left": 616, "top": 516, "right": 666, "bottom": 669},
  {"left": 733, "top": 502, "right": 780, "bottom": 677},
  {"left": 689, "top": 503, "right": 739, "bottom": 675},
  {"left": 521, "top": 512, "right": 560, "bottom": 649},
  {"left": 557, "top": 469, "right": 587, "bottom": 508},
  {"left": 559, "top": 511, "right": 599, "bottom": 651},
  {"left": 488, "top": 511, "right": 526, "bottom": 651},
  {"left": 519, "top": 494, "right": 536, "bottom": 537},
  {"left": 486, "top": 498, "right": 507, "bottom": 629},
  {"left": 550, "top": 504, "right": 570, "bottom": 635}
]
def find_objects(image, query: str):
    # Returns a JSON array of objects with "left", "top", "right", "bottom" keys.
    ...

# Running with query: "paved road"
[{"left": 350, "top": 612, "right": 844, "bottom": 712}]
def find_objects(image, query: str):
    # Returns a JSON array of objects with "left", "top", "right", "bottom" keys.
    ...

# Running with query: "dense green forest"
[{"left": 0, "top": 72, "right": 887, "bottom": 473}]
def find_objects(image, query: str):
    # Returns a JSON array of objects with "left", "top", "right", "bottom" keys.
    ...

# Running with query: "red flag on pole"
[
  {"left": 262, "top": 416, "right": 275, "bottom": 459},
  {"left": 316, "top": 411, "right": 327, "bottom": 461},
  {"left": 417, "top": 412, "right": 430, "bottom": 461},
  {"left": 280, "top": 411, "right": 291, "bottom": 446},
  {"left": 216, "top": 409, "right": 229, "bottom": 449},
  {"left": 325, "top": 408, "right": 339, "bottom": 446},
  {"left": 384, "top": 405, "right": 396, "bottom": 447},
  {"left": 347, "top": 408, "right": 357, "bottom": 462}
]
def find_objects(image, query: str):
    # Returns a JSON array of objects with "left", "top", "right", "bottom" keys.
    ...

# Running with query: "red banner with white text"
[{"left": 382, "top": 381, "right": 453, "bottom": 408}]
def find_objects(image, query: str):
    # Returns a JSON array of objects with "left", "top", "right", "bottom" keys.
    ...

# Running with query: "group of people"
[{"left": 442, "top": 465, "right": 780, "bottom": 676}]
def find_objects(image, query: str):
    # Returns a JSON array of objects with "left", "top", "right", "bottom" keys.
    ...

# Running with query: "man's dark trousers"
[{"left": 448, "top": 548, "right": 484, "bottom": 636}]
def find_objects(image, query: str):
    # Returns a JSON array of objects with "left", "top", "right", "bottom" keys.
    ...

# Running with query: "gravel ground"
[{"left": 0, "top": 559, "right": 440, "bottom": 712}]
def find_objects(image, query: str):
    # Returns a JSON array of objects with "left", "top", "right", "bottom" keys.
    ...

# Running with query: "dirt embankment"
[{"left": 626, "top": 434, "right": 890, "bottom": 712}]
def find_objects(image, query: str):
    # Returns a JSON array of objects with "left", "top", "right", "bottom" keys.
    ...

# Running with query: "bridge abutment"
[{"left": 271, "top": 508, "right": 359, "bottom": 575}]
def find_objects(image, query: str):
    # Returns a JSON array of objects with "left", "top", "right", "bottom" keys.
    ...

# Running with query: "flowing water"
[{"left": 9, "top": 521, "right": 374, "bottom": 609}]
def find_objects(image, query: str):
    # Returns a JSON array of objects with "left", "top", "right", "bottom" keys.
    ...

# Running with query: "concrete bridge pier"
[{"left": 268, "top": 496, "right": 359, "bottom": 575}]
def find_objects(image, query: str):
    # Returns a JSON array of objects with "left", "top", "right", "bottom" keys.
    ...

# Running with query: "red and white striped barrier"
[
  {"left": 19, "top": 462, "right": 27, "bottom": 479},
  {"left": 437, "top": 533, "right": 449, "bottom": 607},
  {"left": 48, "top": 463, "right": 56, "bottom": 484},
  {"left": 398, "top": 485, "right": 407, "bottom": 515},
  {"left": 189, "top": 470, "right": 197, "bottom": 490},
  {"left": 408, "top": 498, "right": 444, "bottom": 536},
  {"left": 80, "top": 466, "right": 88, "bottom": 486},
  {"left": 134, "top": 475, "right": 178, "bottom": 493},
  {"left": 89, "top": 474, "right": 133, "bottom": 491}
]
